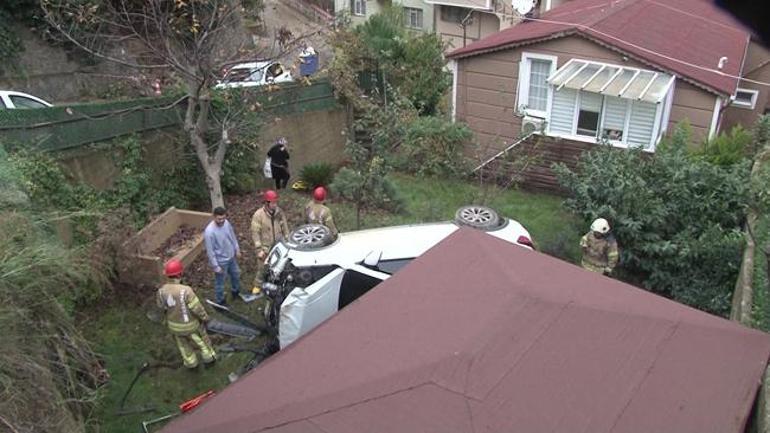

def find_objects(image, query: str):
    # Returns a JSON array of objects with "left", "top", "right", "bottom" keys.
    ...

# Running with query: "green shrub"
[
  {"left": 695, "top": 125, "right": 753, "bottom": 166},
  {"left": 300, "top": 162, "right": 337, "bottom": 188},
  {"left": 554, "top": 123, "right": 751, "bottom": 316},
  {"left": 396, "top": 116, "right": 472, "bottom": 177}
]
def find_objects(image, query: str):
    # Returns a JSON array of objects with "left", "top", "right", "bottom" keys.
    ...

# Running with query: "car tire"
[
  {"left": 454, "top": 205, "right": 501, "bottom": 230},
  {"left": 288, "top": 224, "right": 334, "bottom": 250}
]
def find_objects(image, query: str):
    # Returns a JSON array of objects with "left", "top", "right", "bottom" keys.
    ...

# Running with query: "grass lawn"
[{"left": 85, "top": 174, "right": 581, "bottom": 432}]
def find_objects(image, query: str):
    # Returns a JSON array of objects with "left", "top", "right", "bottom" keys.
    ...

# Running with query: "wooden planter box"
[{"left": 119, "top": 207, "right": 211, "bottom": 287}]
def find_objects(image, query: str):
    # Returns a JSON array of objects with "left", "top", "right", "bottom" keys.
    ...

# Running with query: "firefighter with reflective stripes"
[
  {"left": 156, "top": 259, "right": 216, "bottom": 369},
  {"left": 580, "top": 218, "right": 619, "bottom": 275},
  {"left": 305, "top": 186, "right": 337, "bottom": 236}
]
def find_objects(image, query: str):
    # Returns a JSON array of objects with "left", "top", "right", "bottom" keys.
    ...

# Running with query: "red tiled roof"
[
  {"left": 161, "top": 228, "right": 770, "bottom": 433},
  {"left": 447, "top": 0, "right": 751, "bottom": 95}
]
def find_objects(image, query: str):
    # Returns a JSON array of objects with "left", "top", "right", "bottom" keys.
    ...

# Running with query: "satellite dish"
[{"left": 512, "top": 0, "right": 536, "bottom": 15}]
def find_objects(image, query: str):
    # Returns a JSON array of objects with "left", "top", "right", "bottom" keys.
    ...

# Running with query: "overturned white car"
[{"left": 262, "top": 205, "right": 535, "bottom": 349}]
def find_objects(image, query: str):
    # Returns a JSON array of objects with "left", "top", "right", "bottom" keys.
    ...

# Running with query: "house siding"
[
  {"left": 455, "top": 34, "right": 719, "bottom": 191},
  {"left": 721, "top": 40, "right": 770, "bottom": 132},
  {"left": 436, "top": 7, "right": 502, "bottom": 52},
  {"left": 335, "top": 0, "right": 434, "bottom": 31}
]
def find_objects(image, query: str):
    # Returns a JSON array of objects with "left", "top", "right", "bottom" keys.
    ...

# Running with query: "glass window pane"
[
  {"left": 583, "top": 67, "right": 620, "bottom": 93},
  {"left": 570, "top": 63, "right": 601, "bottom": 88},
  {"left": 548, "top": 60, "right": 583, "bottom": 86},
  {"left": 527, "top": 59, "right": 551, "bottom": 111},
  {"left": 603, "top": 69, "right": 637, "bottom": 95},
  {"left": 9, "top": 96, "right": 47, "bottom": 109},
  {"left": 576, "top": 92, "right": 602, "bottom": 137}
]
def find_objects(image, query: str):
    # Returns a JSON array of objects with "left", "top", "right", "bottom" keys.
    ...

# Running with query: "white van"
[{"left": 262, "top": 206, "right": 535, "bottom": 349}]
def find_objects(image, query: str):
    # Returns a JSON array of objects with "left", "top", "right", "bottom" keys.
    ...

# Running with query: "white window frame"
[
  {"left": 404, "top": 7, "right": 423, "bottom": 29},
  {"left": 544, "top": 86, "right": 673, "bottom": 152},
  {"left": 352, "top": 0, "right": 366, "bottom": 16},
  {"left": 731, "top": 88, "right": 758, "bottom": 109},
  {"left": 517, "top": 52, "right": 558, "bottom": 119}
]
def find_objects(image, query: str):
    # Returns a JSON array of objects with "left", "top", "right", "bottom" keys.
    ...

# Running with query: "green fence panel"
[{"left": 0, "top": 78, "right": 339, "bottom": 152}]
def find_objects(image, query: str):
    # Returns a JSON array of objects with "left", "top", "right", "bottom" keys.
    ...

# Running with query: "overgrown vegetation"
[
  {"left": 328, "top": 5, "right": 450, "bottom": 115},
  {"left": 555, "top": 122, "right": 762, "bottom": 316},
  {"left": 395, "top": 116, "right": 472, "bottom": 177},
  {"left": 10, "top": 135, "right": 207, "bottom": 230},
  {"left": 332, "top": 96, "right": 408, "bottom": 228},
  {"left": 0, "top": 146, "right": 111, "bottom": 433}
]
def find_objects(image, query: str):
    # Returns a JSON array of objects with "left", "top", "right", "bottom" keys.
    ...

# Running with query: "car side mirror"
[{"left": 363, "top": 250, "right": 382, "bottom": 267}]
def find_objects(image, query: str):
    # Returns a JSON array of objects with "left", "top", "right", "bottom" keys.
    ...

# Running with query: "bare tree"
[{"left": 41, "top": 0, "right": 272, "bottom": 208}]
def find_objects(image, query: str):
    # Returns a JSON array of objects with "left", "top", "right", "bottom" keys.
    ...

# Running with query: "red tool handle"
[{"left": 179, "top": 390, "right": 215, "bottom": 413}]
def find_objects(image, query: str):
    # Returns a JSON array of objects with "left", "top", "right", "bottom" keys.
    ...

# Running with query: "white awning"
[{"left": 548, "top": 59, "right": 675, "bottom": 104}]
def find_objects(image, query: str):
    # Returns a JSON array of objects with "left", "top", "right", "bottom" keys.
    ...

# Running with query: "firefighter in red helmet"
[
  {"left": 250, "top": 190, "right": 289, "bottom": 294},
  {"left": 305, "top": 186, "right": 337, "bottom": 236},
  {"left": 156, "top": 259, "right": 216, "bottom": 369}
]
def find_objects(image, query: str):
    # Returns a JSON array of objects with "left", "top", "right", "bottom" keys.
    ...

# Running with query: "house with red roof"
[{"left": 446, "top": 0, "right": 770, "bottom": 190}]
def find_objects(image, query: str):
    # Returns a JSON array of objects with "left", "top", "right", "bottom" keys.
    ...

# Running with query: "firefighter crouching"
[
  {"left": 156, "top": 259, "right": 216, "bottom": 369},
  {"left": 580, "top": 218, "right": 619, "bottom": 275}
]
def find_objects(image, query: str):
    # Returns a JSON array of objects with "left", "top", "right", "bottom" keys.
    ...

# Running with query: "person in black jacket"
[{"left": 267, "top": 137, "right": 291, "bottom": 189}]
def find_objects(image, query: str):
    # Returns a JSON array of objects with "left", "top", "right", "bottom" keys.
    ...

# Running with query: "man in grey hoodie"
[{"left": 203, "top": 207, "right": 242, "bottom": 305}]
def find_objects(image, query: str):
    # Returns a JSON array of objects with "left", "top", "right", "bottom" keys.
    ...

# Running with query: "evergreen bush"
[
  {"left": 555, "top": 123, "right": 751, "bottom": 316},
  {"left": 300, "top": 162, "right": 337, "bottom": 189}
]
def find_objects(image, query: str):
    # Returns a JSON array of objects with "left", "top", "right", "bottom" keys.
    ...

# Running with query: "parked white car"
[
  {"left": 0, "top": 91, "right": 53, "bottom": 109},
  {"left": 262, "top": 206, "right": 535, "bottom": 349},
  {"left": 214, "top": 61, "right": 293, "bottom": 89}
]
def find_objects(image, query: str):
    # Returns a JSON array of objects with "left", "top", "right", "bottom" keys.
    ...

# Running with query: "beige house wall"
[
  {"left": 455, "top": 35, "right": 719, "bottom": 156},
  {"left": 337, "top": 0, "right": 435, "bottom": 32},
  {"left": 435, "top": 6, "right": 501, "bottom": 52},
  {"left": 721, "top": 40, "right": 770, "bottom": 132}
]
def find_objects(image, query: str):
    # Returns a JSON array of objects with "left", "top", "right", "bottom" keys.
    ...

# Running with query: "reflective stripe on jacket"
[{"left": 156, "top": 282, "right": 209, "bottom": 336}]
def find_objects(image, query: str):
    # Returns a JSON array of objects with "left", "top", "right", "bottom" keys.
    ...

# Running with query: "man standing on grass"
[{"left": 203, "top": 206, "right": 242, "bottom": 305}]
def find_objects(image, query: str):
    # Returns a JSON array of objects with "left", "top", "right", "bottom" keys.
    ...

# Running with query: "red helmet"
[
  {"left": 313, "top": 186, "right": 327, "bottom": 202},
  {"left": 164, "top": 259, "right": 183, "bottom": 277},
  {"left": 264, "top": 190, "right": 279, "bottom": 202}
]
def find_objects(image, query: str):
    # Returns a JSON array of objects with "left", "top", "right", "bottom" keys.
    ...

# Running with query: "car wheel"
[
  {"left": 289, "top": 224, "right": 333, "bottom": 250},
  {"left": 454, "top": 205, "right": 501, "bottom": 230}
]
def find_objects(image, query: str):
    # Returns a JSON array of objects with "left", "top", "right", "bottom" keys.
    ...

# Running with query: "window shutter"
[
  {"left": 627, "top": 101, "right": 657, "bottom": 148},
  {"left": 602, "top": 96, "right": 626, "bottom": 131},
  {"left": 549, "top": 88, "right": 577, "bottom": 134}
]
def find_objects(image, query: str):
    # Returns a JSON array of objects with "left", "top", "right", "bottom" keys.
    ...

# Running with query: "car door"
[{"left": 278, "top": 265, "right": 389, "bottom": 348}]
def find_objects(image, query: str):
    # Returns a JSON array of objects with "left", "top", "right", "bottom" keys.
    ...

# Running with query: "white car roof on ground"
[{"left": 283, "top": 220, "right": 531, "bottom": 268}]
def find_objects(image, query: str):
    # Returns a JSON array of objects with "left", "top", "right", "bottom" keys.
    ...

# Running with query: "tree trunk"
[{"left": 185, "top": 89, "right": 228, "bottom": 210}]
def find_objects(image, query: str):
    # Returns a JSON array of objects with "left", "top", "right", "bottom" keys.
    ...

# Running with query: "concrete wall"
[
  {"left": 0, "top": 26, "right": 122, "bottom": 103},
  {"left": 54, "top": 106, "right": 348, "bottom": 192}
]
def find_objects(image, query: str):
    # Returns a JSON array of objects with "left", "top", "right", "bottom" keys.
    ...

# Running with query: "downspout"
[
  {"left": 450, "top": 59, "right": 458, "bottom": 122},
  {"left": 715, "top": 35, "right": 752, "bottom": 136}
]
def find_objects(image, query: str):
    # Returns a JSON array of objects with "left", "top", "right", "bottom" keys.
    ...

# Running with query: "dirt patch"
[{"left": 151, "top": 224, "right": 201, "bottom": 260}]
